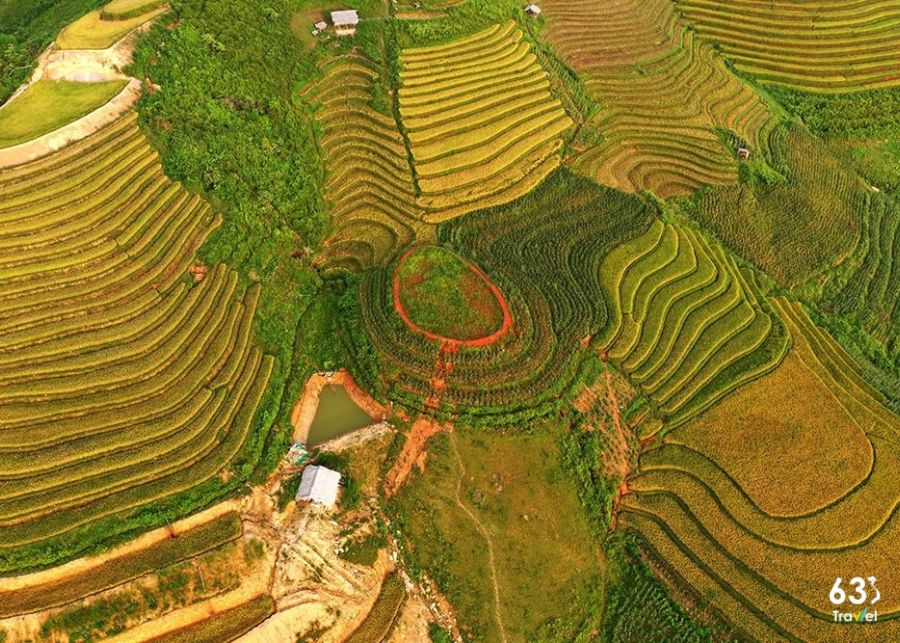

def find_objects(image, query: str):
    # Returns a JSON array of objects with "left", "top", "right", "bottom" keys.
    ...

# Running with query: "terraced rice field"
[
  {"left": 690, "top": 125, "right": 867, "bottom": 287},
  {"left": 56, "top": 1, "right": 168, "bottom": 50},
  {"left": 311, "top": 57, "right": 426, "bottom": 270},
  {"left": 540, "top": 0, "right": 776, "bottom": 197},
  {"left": 399, "top": 22, "right": 573, "bottom": 221},
  {"left": 596, "top": 221, "right": 789, "bottom": 431},
  {"left": 0, "top": 511, "right": 242, "bottom": 618},
  {"left": 677, "top": 0, "right": 900, "bottom": 93},
  {"left": 622, "top": 298, "right": 900, "bottom": 641},
  {"left": 823, "top": 192, "right": 899, "bottom": 355},
  {"left": 0, "top": 80, "right": 128, "bottom": 149},
  {"left": 0, "top": 114, "right": 272, "bottom": 573},
  {"left": 350, "top": 169, "right": 654, "bottom": 424}
]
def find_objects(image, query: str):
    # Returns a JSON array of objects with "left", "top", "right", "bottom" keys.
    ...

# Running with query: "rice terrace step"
[{"left": 0, "top": 0, "right": 897, "bottom": 641}]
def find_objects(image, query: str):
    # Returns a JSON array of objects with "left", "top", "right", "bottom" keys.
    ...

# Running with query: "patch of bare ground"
[
  {"left": 383, "top": 415, "right": 445, "bottom": 498},
  {"left": 579, "top": 366, "right": 640, "bottom": 527},
  {"left": 387, "top": 587, "right": 433, "bottom": 642}
]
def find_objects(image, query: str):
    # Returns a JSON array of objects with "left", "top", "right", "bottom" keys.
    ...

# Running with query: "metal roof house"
[
  {"left": 296, "top": 465, "right": 342, "bottom": 508},
  {"left": 331, "top": 10, "right": 359, "bottom": 36}
]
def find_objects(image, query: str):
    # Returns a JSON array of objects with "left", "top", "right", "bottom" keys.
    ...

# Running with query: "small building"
[
  {"left": 296, "top": 465, "right": 342, "bottom": 508},
  {"left": 737, "top": 147, "right": 751, "bottom": 159},
  {"left": 331, "top": 10, "right": 359, "bottom": 36},
  {"left": 525, "top": 4, "right": 542, "bottom": 16},
  {"left": 286, "top": 442, "right": 309, "bottom": 466},
  {"left": 314, "top": 20, "right": 328, "bottom": 31}
]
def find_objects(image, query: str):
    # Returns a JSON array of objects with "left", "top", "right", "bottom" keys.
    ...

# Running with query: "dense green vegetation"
[
  {"left": 602, "top": 532, "right": 726, "bottom": 642},
  {"left": 768, "top": 86, "right": 900, "bottom": 140},
  {"left": 680, "top": 124, "right": 866, "bottom": 287},
  {"left": 0, "top": 0, "right": 104, "bottom": 105}
]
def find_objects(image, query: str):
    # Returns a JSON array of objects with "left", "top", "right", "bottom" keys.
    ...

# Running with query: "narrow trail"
[
  {"left": 448, "top": 430, "right": 507, "bottom": 643},
  {"left": 605, "top": 369, "right": 631, "bottom": 529}
]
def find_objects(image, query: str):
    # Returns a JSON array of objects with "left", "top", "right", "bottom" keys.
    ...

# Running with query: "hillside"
[{"left": 0, "top": 0, "right": 896, "bottom": 641}]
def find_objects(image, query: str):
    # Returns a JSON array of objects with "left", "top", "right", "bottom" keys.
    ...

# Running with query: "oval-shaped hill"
[{"left": 394, "top": 245, "right": 510, "bottom": 344}]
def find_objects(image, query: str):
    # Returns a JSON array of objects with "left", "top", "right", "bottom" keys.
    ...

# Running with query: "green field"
[
  {"left": 395, "top": 245, "right": 506, "bottom": 341},
  {"left": 388, "top": 422, "right": 606, "bottom": 641},
  {"left": 0, "top": 80, "right": 126, "bottom": 148}
]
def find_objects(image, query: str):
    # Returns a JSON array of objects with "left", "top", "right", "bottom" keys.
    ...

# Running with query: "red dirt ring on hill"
[{"left": 392, "top": 245, "right": 513, "bottom": 347}]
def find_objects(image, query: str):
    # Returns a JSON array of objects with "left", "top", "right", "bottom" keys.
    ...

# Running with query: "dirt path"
[
  {"left": 0, "top": 500, "right": 237, "bottom": 592},
  {"left": 448, "top": 430, "right": 507, "bottom": 643},
  {"left": 604, "top": 369, "right": 631, "bottom": 528},
  {"left": 383, "top": 414, "right": 443, "bottom": 498}
]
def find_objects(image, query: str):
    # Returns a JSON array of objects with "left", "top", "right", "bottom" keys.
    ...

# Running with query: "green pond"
[{"left": 306, "top": 384, "right": 373, "bottom": 447}]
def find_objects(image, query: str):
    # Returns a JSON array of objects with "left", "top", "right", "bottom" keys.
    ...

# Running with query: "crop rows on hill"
[
  {"left": 622, "top": 298, "right": 900, "bottom": 640},
  {"left": 56, "top": 0, "right": 168, "bottom": 50},
  {"left": 153, "top": 595, "right": 276, "bottom": 643},
  {"left": 399, "top": 21, "right": 573, "bottom": 221},
  {"left": 823, "top": 192, "right": 899, "bottom": 356},
  {"left": 346, "top": 169, "right": 654, "bottom": 424},
  {"left": 0, "top": 512, "right": 242, "bottom": 618},
  {"left": 596, "top": 220, "right": 789, "bottom": 431},
  {"left": 0, "top": 114, "right": 272, "bottom": 572},
  {"left": 688, "top": 124, "right": 867, "bottom": 287},
  {"left": 677, "top": 0, "right": 900, "bottom": 93},
  {"left": 311, "top": 57, "right": 428, "bottom": 271},
  {"left": 540, "top": 0, "right": 775, "bottom": 198}
]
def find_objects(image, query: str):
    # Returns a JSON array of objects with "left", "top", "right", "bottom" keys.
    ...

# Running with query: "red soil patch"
[
  {"left": 383, "top": 415, "right": 445, "bottom": 498},
  {"left": 392, "top": 246, "right": 513, "bottom": 348}
]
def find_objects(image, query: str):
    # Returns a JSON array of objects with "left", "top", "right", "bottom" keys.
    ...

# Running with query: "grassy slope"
[
  {"left": 0, "top": 79, "right": 126, "bottom": 148},
  {"left": 389, "top": 422, "right": 605, "bottom": 640}
]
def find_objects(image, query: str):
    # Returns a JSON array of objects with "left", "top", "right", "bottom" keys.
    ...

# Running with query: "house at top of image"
[{"left": 331, "top": 10, "right": 359, "bottom": 36}]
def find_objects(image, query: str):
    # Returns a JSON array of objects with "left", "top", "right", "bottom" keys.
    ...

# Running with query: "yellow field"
[
  {"left": 540, "top": 0, "right": 776, "bottom": 197},
  {"left": 0, "top": 114, "right": 272, "bottom": 572},
  {"left": 677, "top": 0, "right": 900, "bottom": 93},
  {"left": 399, "top": 22, "right": 572, "bottom": 222},
  {"left": 622, "top": 297, "right": 900, "bottom": 641}
]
